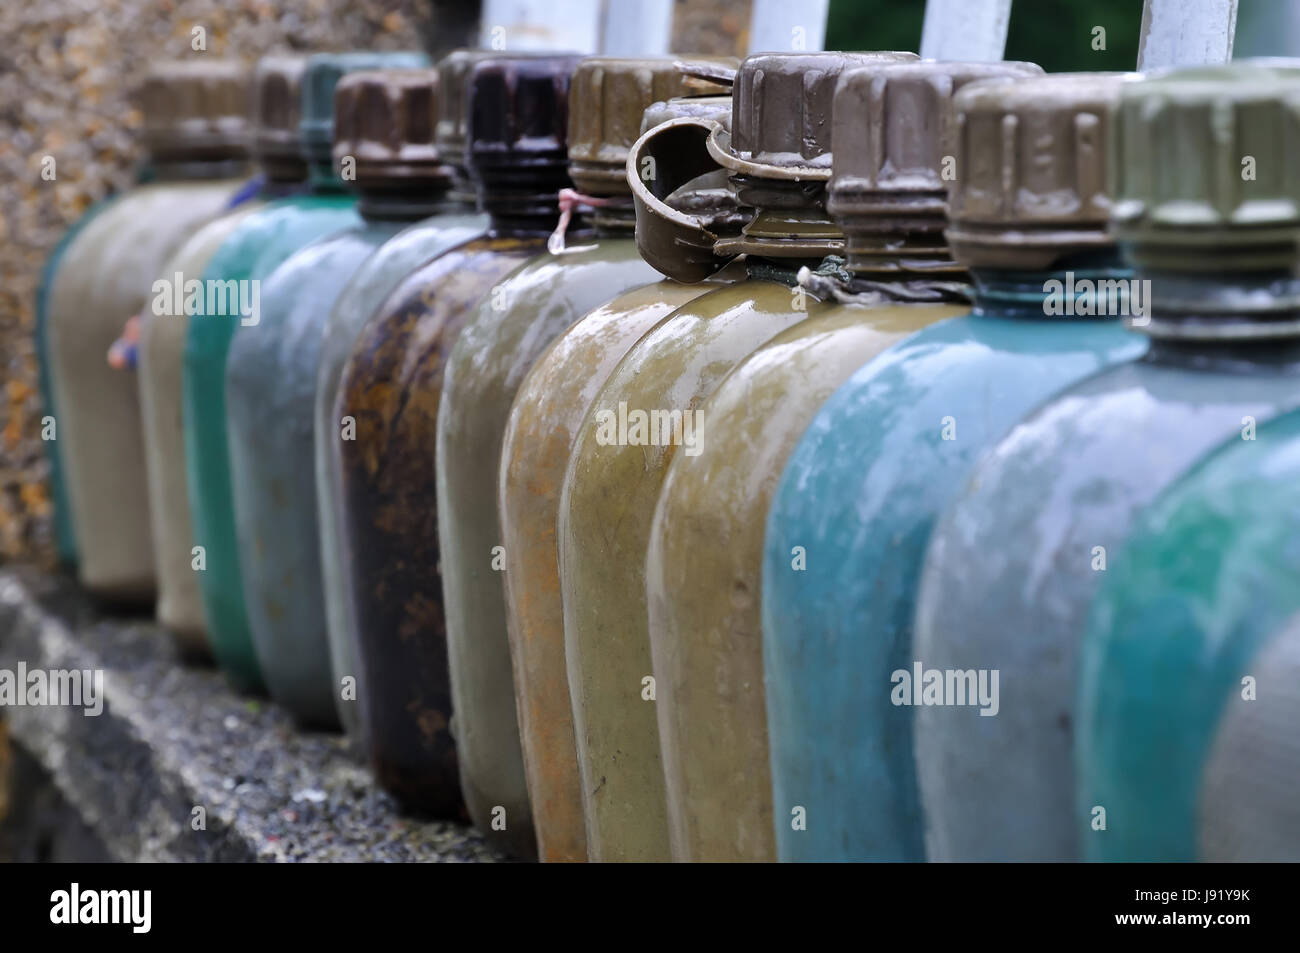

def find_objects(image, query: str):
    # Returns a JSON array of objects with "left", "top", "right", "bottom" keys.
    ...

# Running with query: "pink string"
[{"left": 548, "top": 188, "right": 615, "bottom": 254}]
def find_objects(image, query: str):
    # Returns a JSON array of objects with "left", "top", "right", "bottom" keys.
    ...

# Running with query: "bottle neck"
[
  {"left": 254, "top": 174, "right": 309, "bottom": 200},
  {"left": 306, "top": 160, "right": 349, "bottom": 195},
  {"left": 476, "top": 166, "right": 574, "bottom": 237},
  {"left": 970, "top": 250, "right": 1135, "bottom": 320},
  {"left": 1143, "top": 335, "right": 1300, "bottom": 372},
  {"left": 357, "top": 187, "right": 474, "bottom": 223},
  {"left": 1129, "top": 266, "right": 1300, "bottom": 342},
  {"left": 148, "top": 155, "right": 249, "bottom": 182},
  {"left": 591, "top": 200, "right": 635, "bottom": 239},
  {"left": 714, "top": 176, "right": 843, "bottom": 260}
]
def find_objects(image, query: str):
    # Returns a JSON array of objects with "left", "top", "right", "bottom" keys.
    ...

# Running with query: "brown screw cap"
[
  {"left": 640, "top": 94, "right": 734, "bottom": 135},
  {"left": 567, "top": 56, "right": 737, "bottom": 197},
  {"left": 945, "top": 73, "right": 1136, "bottom": 272},
  {"left": 251, "top": 56, "right": 308, "bottom": 182},
  {"left": 830, "top": 60, "right": 1043, "bottom": 276},
  {"left": 1111, "top": 64, "right": 1300, "bottom": 274},
  {"left": 137, "top": 60, "right": 250, "bottom": 163},
  {"left": 830, "top": 62, "right": 1043, "bottom": 228},
  {"left": 466, "top": 53, "right": 583, "bottom": 212},
  {"left": 333, "top": 69, "right": 453, "bottom": 192},
  {"left": 715, "top": 51, "right": 918, "bottom": 181}
]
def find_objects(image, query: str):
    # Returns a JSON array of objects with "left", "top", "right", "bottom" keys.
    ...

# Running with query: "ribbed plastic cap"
[
  {"left": 718, "top": 51, "right": 917, "bottom": 180},
  {"left": 829, "top": 61, "right": 1043, "bottom": 229},
  {"left": 251, "top": 56, "right": 308, "bottom": 181},
  {"left": 333, "top": 69, "right": 452, "bottom": 191},
  {"left": 435, "top": 49, "right": 501, "bottom": 191},
  {"left": 640, "top": 95, "right": 733, "bottom": 134},
  {"left": 300, "top": 51, "right": 430, "bottom": 166},
  {"left": 466, "top": 53, "right": 583, "bottom": 211},
  {"left": 946, "top": 73, "right": 1135, "bottom": 272},
  {"left": 138, "top": 60, "right": 250, "bottom": 163},
  {"left": 567, "top": 56, "right": 737, "bottom": 197},
  {"left": 1111, "top": 64, "right": 1300, "bottom": 273}
]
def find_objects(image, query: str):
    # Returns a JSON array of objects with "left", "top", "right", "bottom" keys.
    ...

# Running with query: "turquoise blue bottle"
[
  {"left": 761, "top": 74, "right": 1146, "bottom": 862},
  {"left": 1078, "top": 408, "right": 1300, "bottom": 862},
  {"left": 226, "top": 63, "right": 448, "bottom": 730},
  {"left": 183, "top": 52, "right": 422, "bottom": 695},
  {"left": 912, "top": 65, "right": 1300, "bottom": 862}
]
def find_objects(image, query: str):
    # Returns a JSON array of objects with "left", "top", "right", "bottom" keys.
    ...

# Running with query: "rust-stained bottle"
[
  {"left": 314, "top": 61, "right": 488, "bottom": 738},
  {"left": 497, "top": 91, "right": 743, "bottom": 863},
  {"left": 646, "top": 60, "right": 1041, "bottom": 863},
  {"left": 556, "top": 50, "right": 916, "bottom": 862},
  {"left": 335, "top": 54, "right": 581, "bottom": 824},
  {"left": 433, "top": 56, "right": 733, "bottom": 858},
  {"left": 46, "top": 61, "right": 251, "bottom": 603}
]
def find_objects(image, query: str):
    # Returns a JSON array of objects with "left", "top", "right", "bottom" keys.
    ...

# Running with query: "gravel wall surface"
[{"left": 0, "top": 0, "right": 440, "bottom": 565}]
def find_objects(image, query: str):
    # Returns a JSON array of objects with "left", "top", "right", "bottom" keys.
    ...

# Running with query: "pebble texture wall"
[{"left": 0, "top": 0, "right": 444, "bottom": 564}]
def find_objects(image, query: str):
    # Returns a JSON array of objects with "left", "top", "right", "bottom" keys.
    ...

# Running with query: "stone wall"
[{"left": 0, "top": 0, "right": 439, "bottom": 565}]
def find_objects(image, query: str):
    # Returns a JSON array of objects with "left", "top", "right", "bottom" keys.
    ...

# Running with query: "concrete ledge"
[{"left": 0, "top": 567, "right": 503, "bottom": 862}]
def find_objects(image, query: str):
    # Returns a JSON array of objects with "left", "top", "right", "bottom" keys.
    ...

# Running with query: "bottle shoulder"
[{"left": 206, "top": 199, "right": 362, "bottom": 278}]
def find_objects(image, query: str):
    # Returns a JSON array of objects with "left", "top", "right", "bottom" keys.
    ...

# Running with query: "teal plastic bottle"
[
  {"left": 183, "top": 52, "right": 423, "bottom": 694},
  {"left": 313, "top": 61, "right": 489, "bottom": 737},
  {"left": 137, "top": 57, "right": 317, "bottom": 658},
  {"left": 912, "top": 65, "right": 1300, "bottom": 862},
  {"left": 226, "top": 63, "right": 447, "bottom": 731},
  {"left": 761, "top": 73, "right": 1147, "bottom": 863},
  {"left": 1079, "top": 408, "right": 1300, "bottom": 862}
]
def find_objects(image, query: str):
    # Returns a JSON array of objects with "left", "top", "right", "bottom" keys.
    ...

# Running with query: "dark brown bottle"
[{"left": 335, "top": 54, "right": 581, "bottom": 842}]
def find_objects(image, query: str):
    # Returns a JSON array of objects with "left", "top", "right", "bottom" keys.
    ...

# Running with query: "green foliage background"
[{"left": 825, "top": 0, "right": 1143, "bottom": 72}]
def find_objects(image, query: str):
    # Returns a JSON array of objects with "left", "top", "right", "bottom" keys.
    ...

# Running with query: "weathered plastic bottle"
[
  {"left": 137, "top": 57, "right": 310, "bottom": 656},
  {"left": 36, "top": 191, "right": 131, "bottom": 568},
  {"left": 225, "top": 63, "right": 441, "bottom": 731},
  {"left": 760, "top": 73, "right": 1149, "bottom": 863},
  {"left": 557, "top": 51, "right": 915, "bottom": 862},
  {"left": 315, "top": 55, "right": 490, "bottom": 738},
  {"left": 46, "top": 61, "right": 251, "bottom": 603},
  {"left": 1078, "top": 408, "right": 1300, "bottom": 862},
  {"left": 432, "top": 55, "right": 724, "bottom": 857},
  {"left": 913, "top": 65, "right": 1300, "bottom": 862},
  {"left": 647, "top": 60, "right": 1041, "bottom": 863},
  {"left": 335, "top": 53, "right": 581, "bottom": 823},
  {"left": 183, "top": 52, "right": 421, "bottom": 694},
  {"left": 496, "top": 91, "right": 743, "bottom": 863}
]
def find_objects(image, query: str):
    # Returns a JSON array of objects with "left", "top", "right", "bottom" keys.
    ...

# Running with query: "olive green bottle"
[
  {"left": 46, "top": 61, "right": 250, "bottom": 603},
  {"left": 433, "top": 56, "right": 733, "bottom": 859},
  {"left": 645, "top": 60, "right": 1040, "bottom": 863},
  {"left": 556, "top": 50, "right": 915, "bottom": 862},
  {"left": 497, "top": 92, "right": 743, "bottom": 863},
  {"left": 335, "top": 54, "right": 581, "bottom": 826},
  {"left": 137, "top": 57, "right": 308, "bottom": 655}
]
